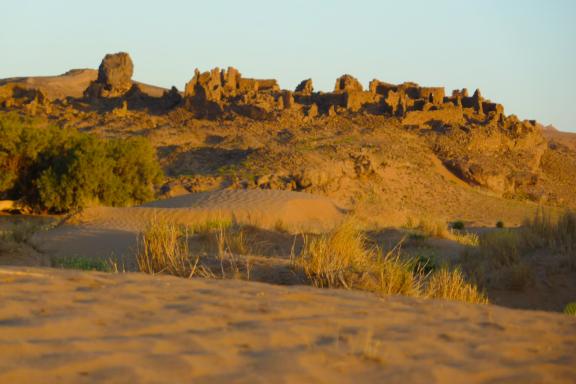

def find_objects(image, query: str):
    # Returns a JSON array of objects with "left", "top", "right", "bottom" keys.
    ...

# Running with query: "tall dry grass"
[
  {"left": 136, "top": 220, "right": 254, "bottom": 280},
  {"left": 293, "top": 220, "right": 486, "bottom": 303},
  {"left": 424, "top": 267, "right": 488, "bottom": 304},
  {"left": 523, "top": 209, "right": 576, "bottom": 264},
  {"left": 136, "top": 221, "right": 198, "bottom": 278},
  {"left": 293, "top": 220, "right": 420, "bottom": 296},
  {"left": 462, "top": 209, "right": 576, "bottom": 291}
]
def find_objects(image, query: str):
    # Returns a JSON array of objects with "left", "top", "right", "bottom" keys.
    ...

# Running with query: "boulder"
[{"left": 84, "top": 52, "right": 134, "bottom": 98}]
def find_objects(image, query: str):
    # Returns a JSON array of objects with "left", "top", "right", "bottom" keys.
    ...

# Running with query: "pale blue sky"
[{"left": 1, "top": 0, "right": 575, "bottom": 131}]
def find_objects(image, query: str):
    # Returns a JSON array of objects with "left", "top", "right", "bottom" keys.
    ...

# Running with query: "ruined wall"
[{"left": 402, "top": 105, "right": 464, "bottom": 127}]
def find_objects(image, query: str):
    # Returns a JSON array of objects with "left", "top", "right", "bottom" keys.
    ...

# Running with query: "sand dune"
[
  {"left": 0, "top": 266, "right": 574, "bottom": 383},
  {"left": 35, "top": 190, "right": 345, "bottom": 260},
  {"left": 72, "top": 189, "right": 345, "bottom": 233},
  {"left": 0, "top": 69, "right": 167, "bottom": 99}
]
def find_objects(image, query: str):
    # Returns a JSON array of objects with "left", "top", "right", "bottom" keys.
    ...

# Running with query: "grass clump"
[
  {"left": 564, "top": 302, "right": 576, "bottom": 316},
  {"left": 293, "top": 220, "right": 486, "bottom": 304},
  {"left": 136, "top": 219, "right": 254, "bottom": 280},
  {"left": 136, "top": 221, "right": 197, "bottom": 278},
  {"left": 424, "top": 266, "right": 488, "bottom": 304},
  {"left": 293, "top": 220, "right": 420, "bottom": 296}
]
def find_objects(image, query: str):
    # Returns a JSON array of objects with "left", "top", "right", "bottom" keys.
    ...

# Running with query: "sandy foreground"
[{"left": 0, "top": 267, "right": 574, "bottom": 384}]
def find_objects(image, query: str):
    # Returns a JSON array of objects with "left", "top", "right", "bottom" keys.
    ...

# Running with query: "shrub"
[
  {"left": 0, "top": 112, "right": 162, "bottom": 212},
  {"left": 496, "top": 221, "right": 505, "bottom": 228},
  {"left": 452, "top": 221, "right": 465, "bottom": 230}
]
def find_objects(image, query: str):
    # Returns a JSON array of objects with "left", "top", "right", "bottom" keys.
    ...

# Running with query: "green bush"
[
  {"left": 452, "top": 221, "right": 465, "bottom": 230},
  {"left": 0, "top": 112, "right": 162, "bottom": 212}
]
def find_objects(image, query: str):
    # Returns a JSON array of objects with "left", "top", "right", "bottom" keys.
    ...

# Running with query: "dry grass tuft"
[
  {"left": 424, "top": 267, "right": 488, "bottom": 304},
  {"left": 136, "top": 221, "right": 198, "bottom": 278}
]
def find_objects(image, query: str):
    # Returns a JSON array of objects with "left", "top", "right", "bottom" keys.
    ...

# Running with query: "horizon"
[{"left": 1, "top": 0, "right": 575, "bottom": 131}]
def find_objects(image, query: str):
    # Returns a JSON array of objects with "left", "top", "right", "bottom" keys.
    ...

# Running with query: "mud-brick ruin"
[
  {"left": 0, "top": 52, "right": 539, "bottom": 135},
  {"left": 179, "top": 59, "right": 535, "bottom": 133}
]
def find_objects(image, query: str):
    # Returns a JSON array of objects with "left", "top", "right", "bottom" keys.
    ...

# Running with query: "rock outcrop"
[{"left": 84, "top": 52, "right": 134, "bottom": 98}]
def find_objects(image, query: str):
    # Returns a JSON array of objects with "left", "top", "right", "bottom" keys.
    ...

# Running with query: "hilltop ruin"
[{"left": 0, "top": 51, "right": 538, "bottom": 135}]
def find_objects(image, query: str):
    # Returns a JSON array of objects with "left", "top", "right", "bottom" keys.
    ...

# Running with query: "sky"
[{"left": 1, "top": 0, "right": 575, "bottom": 131}]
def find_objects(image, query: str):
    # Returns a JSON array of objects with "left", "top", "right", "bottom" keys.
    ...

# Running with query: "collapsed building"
[{"left": 179, "top": 65, "right": 526, "bottom": 133}]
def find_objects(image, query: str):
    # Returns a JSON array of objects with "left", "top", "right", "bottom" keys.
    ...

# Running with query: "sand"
[
  {"left": 0, "top": 266, "right": 574, "bottom": 383},
  {"left": 34, "top": 189, "right": 345, "bottom": 260},
  {"left": 77, "top": 189, "right": 346, "bottom": 233}
]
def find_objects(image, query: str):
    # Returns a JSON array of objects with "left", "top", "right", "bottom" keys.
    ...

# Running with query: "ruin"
[
  {"left": 177, "top": 63, "right": 513, "bottom": 129},
  {"left": 0, "top": 52, "right": 530, "bottom": 133}
]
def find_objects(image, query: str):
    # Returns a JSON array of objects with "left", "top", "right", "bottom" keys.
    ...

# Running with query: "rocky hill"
[{"left": 1, "top": 52, "right": 575, "bottom": 225}]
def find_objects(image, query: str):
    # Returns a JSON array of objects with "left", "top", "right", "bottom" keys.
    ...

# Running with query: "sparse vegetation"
[
  {"left": 292, "top": 220, "right": 420, "bottom": 295},
  {"left": 522, "top": 209, "right": 576, "bottom": 266},
  {"left": 135, "top": 219, "right": 254, "bottom": 280},
  {"left": 51, "top": 255, "right": 111, "bottom": 271},
  {"left": 462, "top": 209, "right": 576, "bottom": 292},
  {"left": 292, "top": 220, "right": 486, "bottom": 304},
  {"left": 404, "top": 217, "right": 479, "bottom": 246},
  {"left": 136, "top": 220, "right": 197, "bottom": 278}
]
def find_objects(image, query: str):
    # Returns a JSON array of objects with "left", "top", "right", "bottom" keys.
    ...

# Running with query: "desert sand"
[
  {"left": 0, "top": 267, "right": 574, "bottom": 384},
  {"left": 35, "top": 190, "right": 345, "bottom": 261}
]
